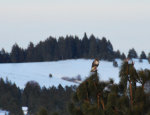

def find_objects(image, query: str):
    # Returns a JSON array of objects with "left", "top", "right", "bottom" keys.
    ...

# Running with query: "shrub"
[
  {"left": 49, "top": 73, "right": 53, "bottom": 78},
  {"left": 113, "top": 60, "right": 118, "bottom": 67}
]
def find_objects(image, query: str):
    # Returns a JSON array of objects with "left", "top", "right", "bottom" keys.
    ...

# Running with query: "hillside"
[{"left": 0, "top": 59, "right": 149, "bottom": 89}]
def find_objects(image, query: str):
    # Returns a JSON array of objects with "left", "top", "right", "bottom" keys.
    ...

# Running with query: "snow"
[
  {"left": 0, "top": 59, "right": 149, "bottom": 89},
  {"left": 22, "top": 107, "right": 28, "bottom": 111},
  {"left": 22, "top": 106, "right": 28, "bottom": 115},
  {"left": 0, "top": 110, "right": 9, "bottom": 115}
]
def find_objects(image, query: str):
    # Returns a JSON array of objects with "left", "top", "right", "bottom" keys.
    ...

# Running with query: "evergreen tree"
[
  {"left": 137, "top": 69, "right": 150, "bottom": 90},
  {"left": 140, "top": 51, "right": 147, "bottom": 59},
  {"left": 23, "top": 81, "right": 41, "bottom": 114},
  {"left": 58, "top": 37, "right": 66, "bottom": 60},
  {"left": 81, "top": 33, "right": 89, "bottom": 58},
  {"left": 69, "top": 72, "right": 111, "bottom": 115},
  {"left": 0, "top": 49, "right": 11, "bottom": 63},
  {"left": 0, "top": 78, "right": 23, "bottom": 115},
  {"left": 115, "top": 50, "right": 121, "bottom": 58},
  {"left": 88, "top": 35, "right": 97, "bottom": 58},
  {"left": 120, "top": 53, "right": 126, "bottom": 60},
  {"left": 26, "top": 42, "right": 35, "bottom": 62},
  {"left": 128, "top": 48, "right": 138, "bottom": 59},
  {"left": 148, "top": 53, "right": 150, "bottom": 64},
  {"left": 119, "top": 60, "right": 138, "bottom": 108},
  {"left": 73, "top": 36, "right": 81, "bottom": 58},
  {"left": 11, "top": 43, "right": 25, "bottom": 62}
]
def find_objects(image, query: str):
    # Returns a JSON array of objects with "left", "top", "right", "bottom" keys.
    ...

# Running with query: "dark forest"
[{"left": 0, "top": 33, "right": 127, "bottom": 63}]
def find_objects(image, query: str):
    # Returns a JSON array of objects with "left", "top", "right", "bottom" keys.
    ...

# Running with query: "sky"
[{"left": 0, "top": 0, "right": 150, "bottom": 55}]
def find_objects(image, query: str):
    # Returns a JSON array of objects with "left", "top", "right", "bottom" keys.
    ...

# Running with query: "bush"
[
  {"left": 113, "top": 60, "right": 118, "bottom": 67},
  {"left": 49, "top": 73, "right": 53, "bottom": 78}
]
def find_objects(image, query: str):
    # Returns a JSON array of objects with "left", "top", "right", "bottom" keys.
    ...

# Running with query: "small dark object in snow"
[
  {"left": 113, "top": 60, "right": 118, "bottom": 67},
  {"left": 49, "top": 74, "right": 53, "bottom": 78}
]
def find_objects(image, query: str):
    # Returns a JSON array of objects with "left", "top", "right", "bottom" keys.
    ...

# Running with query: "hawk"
[{"left": 91, "top": 59, "right": 99, "bottom": 72}]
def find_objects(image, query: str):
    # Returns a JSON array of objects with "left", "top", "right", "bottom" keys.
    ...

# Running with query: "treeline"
[
  {"left": 0, "top": 78, "right": 76, "bottom": 115},
  {"left": 0, "top": 78, "right": 22, "bottom": 115},
  {"left": 0, "top": 33, "right": 127, "bottom": 63},
  {"left": 0, "top": 33, "right": 149, "bottom": 63}
]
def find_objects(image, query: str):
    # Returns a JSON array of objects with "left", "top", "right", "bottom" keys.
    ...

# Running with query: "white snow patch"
[{"left": 0, "top": 59, "right": 149, "bottom": 89}]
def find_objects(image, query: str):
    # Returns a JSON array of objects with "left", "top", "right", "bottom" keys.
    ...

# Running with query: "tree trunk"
[
  {"left": 142, "top": 84, "right": 144, "bottom": 91},
  {"left": 97, "top": 94, "right": 100, "bottom": 108},
  {"left": 129, "top": 80, "right": 133, "bottom": 107},
  {"left": 100, "top": 98, "right": 105, "bottom": 110},
  {"left": 97, "top": 93, "right": 105, "bottom": 110}
]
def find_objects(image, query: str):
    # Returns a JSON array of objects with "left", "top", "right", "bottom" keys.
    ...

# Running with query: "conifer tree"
[
  {"left": 69, "top": 72, "right": 106, "bottom": 115},
  {"left": 120, "top": 53, "right": 126, "bottom": 60},
  {"left": 119, "top": 60, "right": 138, "bottom": 108},
  {"left": 81, "top": 33, "right": 89, "bottom": 58},
  {"left": 148, "top": 53, "right": 150, "bottom": 64},
  {"left": 140, "top": 51, "right": 147, "bottom": 59},
  {"left": 137, "top": 69, "right": 150, "bottom": 90},
  {"left": 128, "top": 48, "right": 138, "bottom": 59}
]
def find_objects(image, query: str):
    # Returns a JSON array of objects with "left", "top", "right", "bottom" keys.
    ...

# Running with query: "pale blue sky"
[{"left": 0, "top": 0, "right": 150, "bottom": 55}]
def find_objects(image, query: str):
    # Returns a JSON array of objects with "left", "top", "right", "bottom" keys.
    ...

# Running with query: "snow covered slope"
[{"left": 0, "top": 59, "right": 149, "bottom": 89}]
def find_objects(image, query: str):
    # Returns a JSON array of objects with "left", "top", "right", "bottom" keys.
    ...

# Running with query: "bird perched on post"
[{"left": 91, "top": 59, "right": 99, "bottom": 72}]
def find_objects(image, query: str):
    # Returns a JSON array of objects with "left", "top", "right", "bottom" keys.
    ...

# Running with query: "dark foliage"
[
  {"left": 0, "top": 78, "right": 76, "bottom": 115},
  {"left": 0, "top": 33, "right": 125, "bottom": 63},
  {"left": 1, "top": 59, "right": 150, "bottom": 115},
  {"left": 140, "top": 51, "right": 147, "bottom": 59},
  {"left": 148, "top": 53, "right": 150, "bottom": 64},
  {"left": 69, "top": 62, "right": 150, "bottom": 115},
  {"left": 0, "top": 78, "right": 23, "bottom": 115},
  {"left": 22, "top": 82, "right": 76, "bottom": 115},
  {"left": 0, "top": 49, "right": 11, "bottom": 63},
  {"left": 128, "top": 48, "right": 138, "bottom": 59}
]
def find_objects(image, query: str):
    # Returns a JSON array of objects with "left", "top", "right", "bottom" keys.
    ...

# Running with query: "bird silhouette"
[{"left": 91, "top": 59, "right": 99, "bottom": 72}]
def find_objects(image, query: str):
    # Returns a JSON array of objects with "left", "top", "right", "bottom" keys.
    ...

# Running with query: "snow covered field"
[{"left": 0, "top": 59, "right": 149, "bottom": 89}]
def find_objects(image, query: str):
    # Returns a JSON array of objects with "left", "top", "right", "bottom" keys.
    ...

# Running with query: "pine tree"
[
  {"left": 140, "top": 51, "right": 147, "bottom": 59},
  {"left": 120, "top": 53, "right": 126, "bottom": 60},
  {"left": 128, "top": 48, "right": 138, "bottom": 59},
  {"left": 115, "top": 50, "right": 121, "bottom": 58},
  {"left": 11, "top": 43, "right": 25, "bottom": 62},
  {"left": 119, "top": 60, "right": 138, "bottom": 108},
  {"left": 26, "top": 42, "right": 35, "bottom": 62},
  {"left": 69, "top": 72, "right": 106, "bottom": 115},
  {"left": 137, "top": 69, "right": 150, "bottom": 90},
  {"left": 88, "top": 35, "right": 97, "bottom": 58},
  {"left": 148, "top": 53, "right": 150, "bottom": 64},
  {"left": 81, "top": 33, "right": 89, "bottom": 58},
  {"left": 58, "top": 37, "right": 66, "bottom": 60}
]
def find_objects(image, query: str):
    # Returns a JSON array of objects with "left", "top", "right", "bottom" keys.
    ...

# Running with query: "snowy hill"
[{"left": 0, "top": 59, "right": 149, "bottom": 89}]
